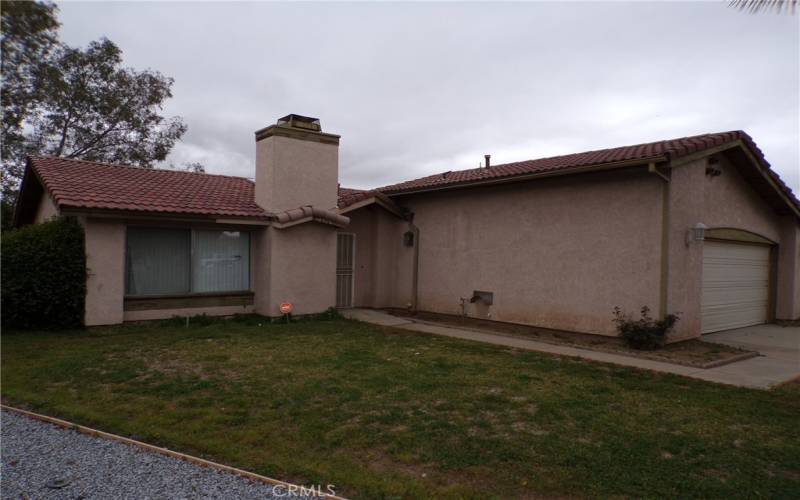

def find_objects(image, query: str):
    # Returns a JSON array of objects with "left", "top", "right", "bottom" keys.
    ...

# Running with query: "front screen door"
[{"left": 336, "top": 233, "right": 355, "bottom": 308}]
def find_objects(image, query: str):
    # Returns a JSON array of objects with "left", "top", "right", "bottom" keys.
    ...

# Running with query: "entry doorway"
[{"left": 336, "top": 233, "right": 355, "bottom": 308}]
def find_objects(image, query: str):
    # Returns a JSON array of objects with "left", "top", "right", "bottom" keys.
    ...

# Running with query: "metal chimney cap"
[{"left": 276, "top": 114, "right": 322, "bottom": 131}]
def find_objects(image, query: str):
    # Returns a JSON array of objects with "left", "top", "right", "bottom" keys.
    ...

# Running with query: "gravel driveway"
[{"left": 1, "top": 410, "right": 325, "bottom": 499}]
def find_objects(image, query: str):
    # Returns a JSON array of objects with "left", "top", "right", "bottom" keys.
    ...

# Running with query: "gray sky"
[{"left": 57, "top": 1, "right": 799, "bottom": 191}]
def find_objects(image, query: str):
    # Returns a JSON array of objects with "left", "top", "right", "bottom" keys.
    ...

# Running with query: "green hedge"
[{"left": 2, "top": 216, "right": 86, "bottom": 329}]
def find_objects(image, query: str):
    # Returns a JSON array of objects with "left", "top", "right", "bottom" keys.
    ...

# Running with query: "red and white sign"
[{"left": 279, "top": 302, "right": 294, "bottom": 315}]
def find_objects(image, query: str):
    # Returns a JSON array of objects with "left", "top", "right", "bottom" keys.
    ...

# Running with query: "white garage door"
[{"left": 701, "top": 241, "right": 770, "bottom": 334}]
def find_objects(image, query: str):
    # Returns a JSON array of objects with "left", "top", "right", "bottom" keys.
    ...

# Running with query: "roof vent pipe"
[{"left": 484, "top": 154, "right": 491, "bottom": 168}]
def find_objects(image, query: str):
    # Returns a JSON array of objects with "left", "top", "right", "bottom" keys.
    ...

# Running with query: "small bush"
[
  {"left": 612, "top": 306, "right": 680, "bottom": 350},
  {"left": 313, "top": 306, "right": 343, "bottom": 321},
  {"left": 1, "top": 216, "right": 86, "bottom": 329}
]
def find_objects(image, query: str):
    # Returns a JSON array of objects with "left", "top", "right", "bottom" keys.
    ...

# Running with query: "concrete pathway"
[{"left": 341, "top": 309, "right": 800, "bottom": 389}]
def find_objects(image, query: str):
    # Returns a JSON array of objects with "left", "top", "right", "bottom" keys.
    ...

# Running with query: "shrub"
[
  {"left": 1, "top": 216, "right": 86, "bottom": 329},
  {"left": 612, "top": 306, "right": 680, "bottom": 350}
]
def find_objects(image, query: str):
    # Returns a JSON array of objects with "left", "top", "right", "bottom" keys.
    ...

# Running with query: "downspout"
[
  {"left": 648, "top": 163, "right": 671, "bottom": 319},
  {"left": 407, "top": 212, "right": 420, "bottom": 312}
]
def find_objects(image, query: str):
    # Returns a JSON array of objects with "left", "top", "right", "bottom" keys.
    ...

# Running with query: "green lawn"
[{"left": 2, "top": 316, "right": 799, "bottom": 499}]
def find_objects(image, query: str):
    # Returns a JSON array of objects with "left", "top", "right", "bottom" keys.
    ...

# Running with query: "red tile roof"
[
  {"left": 337, "top": 187, "right": 370, "bottom": 208},
  {"left": 28, "top": 156, "right": 270, "bottom": 219},
  {"left": 378, "top": 131, "right": 798, "bottom": 211},
  {"left": 274, "top": 205, "right": 349, "bottom": 228},
  {"left": 25, "top": 130, "right": 799, "bottom": 220}
]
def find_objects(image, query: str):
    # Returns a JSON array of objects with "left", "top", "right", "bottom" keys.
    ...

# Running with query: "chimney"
[
  {"left": 484, "top": 154, "right": 491, "bottom": 168},
  {"left": 254, "top": 114, "right": 340, "bottom": 213}
]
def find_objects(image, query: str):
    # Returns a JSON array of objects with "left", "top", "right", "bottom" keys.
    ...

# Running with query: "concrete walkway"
[{"left": 341, "top": 309, "right": 800, "bottom": 389}]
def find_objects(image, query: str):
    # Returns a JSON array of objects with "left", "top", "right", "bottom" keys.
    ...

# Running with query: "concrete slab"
[
  {"left": 705, "top": 324, "right": 800, "bottom": 363},
  {"left": 343, "top": 309, "right": 800, "bottom": 389},
  {"left": 691, "top": 356, "right": 800, "bottom": 389},
  {"left": 339, "top": 308, "right": 414, "bottom": 327}
]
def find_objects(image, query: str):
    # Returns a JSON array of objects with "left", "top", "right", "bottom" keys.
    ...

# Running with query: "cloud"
[{"left": 56, "top": 2, "right": 799, "bottom": 191}]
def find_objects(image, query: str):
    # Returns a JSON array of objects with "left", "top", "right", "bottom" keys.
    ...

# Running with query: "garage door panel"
[
  {"left": 701, "top": 241, "right": 770, "bottom": 334},
  {"left": 702, "top": 286, "right": 769, "bottom": 306}
]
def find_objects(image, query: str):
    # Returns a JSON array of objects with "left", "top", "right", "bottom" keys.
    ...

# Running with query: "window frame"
[{"left": 124, "top": 225, "right": 252, "bottom": 298}]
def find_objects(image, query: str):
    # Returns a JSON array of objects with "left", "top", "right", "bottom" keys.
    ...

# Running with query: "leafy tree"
[
  {"left": 179, "top": 161, "right": 206, "bottom": 173},
  {"left": 1, "top": 1, "right": 187, "bottom": 229},
  {"left": 29, "top": 38, "right": 187, "bottom": 166},
  {"left": 167, "top": 161, "right": 206, "bottom": 173},
  {"left": 1, "top": 1, "right": 60, "bottom": 201}
]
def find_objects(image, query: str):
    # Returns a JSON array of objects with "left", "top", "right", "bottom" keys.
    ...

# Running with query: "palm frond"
[{"left": 729, "top": 0, "right": 798, "bottom": 14}]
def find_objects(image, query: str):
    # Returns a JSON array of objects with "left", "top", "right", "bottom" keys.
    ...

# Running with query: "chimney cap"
[
  {"left": 255, "top": 114, "right": 340, "bottom": 144},
  {"left": 277, "top": 114, "right": 321, "bottom": 131}
]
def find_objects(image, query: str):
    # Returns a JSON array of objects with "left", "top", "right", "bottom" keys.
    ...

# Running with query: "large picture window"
[{"left": 126, "top": 227, "right": 250, "bottom": 296}]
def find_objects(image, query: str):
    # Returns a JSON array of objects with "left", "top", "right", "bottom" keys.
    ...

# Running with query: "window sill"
[{"left": 123, "top": 291, "right": 254, "bottom": 312}]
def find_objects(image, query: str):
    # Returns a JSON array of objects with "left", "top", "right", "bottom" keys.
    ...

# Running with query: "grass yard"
[{"left": 2, "top": 316, "right": 799, "bottom": 499}]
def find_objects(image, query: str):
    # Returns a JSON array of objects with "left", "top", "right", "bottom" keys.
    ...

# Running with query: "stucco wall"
[
  {"left": 796, "top": 227, "right": 800, "bottom": 319},
  {"left": 83, "top": 218, "right": 126, "bottom": 326},
  {"left": 664, "top": 160, "right": 706, "bottom": 339},
  {"left": 259, "top": 223, "right": 337, "bottom": 316},
  {"left": 255, "top": 135, "right": 339, "bottom": 213},
  {"left": 344, "top": 208, "right": 377, "bottom": 307},
  {"left": 343, "top": 206, "right": 414, "bottom": 309},
  {"left": 777, "top": 216, "right": 800, "bottom": 320},
  {"left": 394, "top": 170, "right": 664, "bottom": 336},
  {"left": 34, "top": 193, "right": 58, "bottom": 223},
  {"left": 702, "top": 156, "right": 783, "bottom": 241}
]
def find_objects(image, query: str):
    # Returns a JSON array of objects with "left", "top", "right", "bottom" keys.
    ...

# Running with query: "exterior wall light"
[{"left": 686, "top": 222, "right": 708, "bottom": 246}]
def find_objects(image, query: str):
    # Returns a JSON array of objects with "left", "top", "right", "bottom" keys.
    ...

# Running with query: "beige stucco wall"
[
  {"left": 701, "top": 157, "right": 783, "bottom": 241},
  {"left": 344, "top": 208, "right": 377, "bottom": 307},
  {"left": 664, "top": 160, "right": 706, "bottom": 339},
  {"left": 392, "top": 170, "right": 664, "bottom": 336},
  {"left": 83, "top": 218, "right": 126, "bottom": 326},
  {"left": 776, "top": 217, "right": 799, "bottom": 320},
  {"left": 666, "top": 155, "right": 798, "bottom": 338},
  {"left": 796, "top": 225, "right": 800, "bottom": 319},
  {"left": 34, "top": 193, "right": 59, "bottom": 223},
  {"left": 255, "top": 135, "right": 339, "bottom": 213},
  {"left": 342, "top": 206, "right": 414, "bottom": 309},
  {"left": 255, "top": 223, "right": 338, "bottom": 316}
]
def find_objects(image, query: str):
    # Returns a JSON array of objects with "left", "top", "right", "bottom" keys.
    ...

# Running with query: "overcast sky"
[{"left": 57, "top": 1, "right": 799, "bottom": 191}]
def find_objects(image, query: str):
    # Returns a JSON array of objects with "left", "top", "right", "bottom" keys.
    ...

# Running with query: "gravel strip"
[{"left": 1, "top": 410, "right": 328, "bottom": 499}]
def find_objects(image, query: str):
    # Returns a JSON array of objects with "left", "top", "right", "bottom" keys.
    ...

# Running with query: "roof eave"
[
  {"left": 728, "top": 140, "right": 800, "bottom": 219},
  {"left": 383, "top": 156, "right": 668, "bottom": 197},
  {"left": 59, "top": 206, "right": 273, "bottom": 225},
  {"left": 338, "top": 194, "right": 406, "bottom": 219}
]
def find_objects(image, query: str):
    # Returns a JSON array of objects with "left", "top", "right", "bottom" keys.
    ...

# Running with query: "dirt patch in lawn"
[{"left": 386, "top": 309, "right": 757, "bottom": 368}]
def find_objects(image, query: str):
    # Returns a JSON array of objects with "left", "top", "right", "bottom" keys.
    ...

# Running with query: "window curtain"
[
  {"left": 191, "top": 231, "right": 250, "bottom": 293},
  {"left": 126, "top": 228, "right": 191, "bottom": 296}
]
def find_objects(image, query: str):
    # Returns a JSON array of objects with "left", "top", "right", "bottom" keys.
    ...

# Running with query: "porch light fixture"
[{"left": 686, "top": 222, "right": 708, "bottom": 246}]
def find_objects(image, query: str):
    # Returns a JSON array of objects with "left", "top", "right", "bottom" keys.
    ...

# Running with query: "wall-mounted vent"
[{"left": 470, "top": 290, "right": 493, "bottom": 305}]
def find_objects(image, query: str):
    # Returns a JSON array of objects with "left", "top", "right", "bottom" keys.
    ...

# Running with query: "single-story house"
[{"left": 13, "top": 114, "right": 800, "bottom": 340}]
